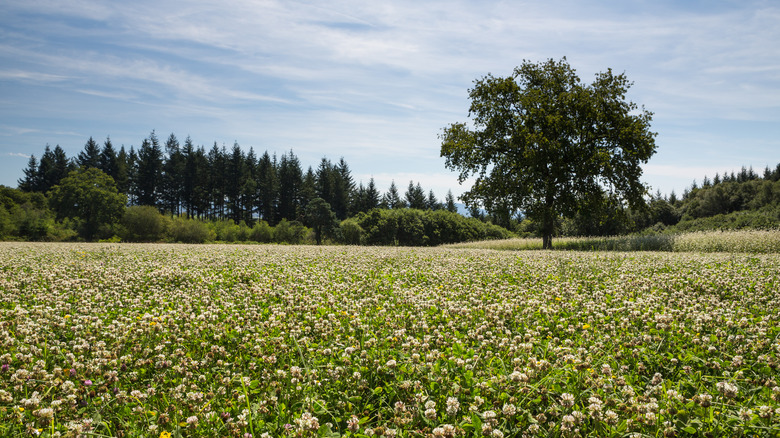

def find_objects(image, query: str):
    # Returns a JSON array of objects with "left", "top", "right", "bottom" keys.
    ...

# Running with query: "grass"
[{"left": 446, "top": 229, "right": 780, "bottom": 253}]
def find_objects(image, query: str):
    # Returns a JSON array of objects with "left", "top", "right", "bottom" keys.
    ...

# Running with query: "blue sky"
[{"left": 1, "top": 0, "right": 778, "bottom": 201}]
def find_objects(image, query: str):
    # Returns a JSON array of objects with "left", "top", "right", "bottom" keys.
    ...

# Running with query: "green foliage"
[
  {"left": 273, "top": 219, "right": 311, "bottom": 244},
  {"left": 121, "top": 205, "right": 171, "bottom": 242},
  {"left": 441, "top": 58, "right": 657, "bottom": 248},
  {"left": 667, "top": 209, "right": 780, "bottom": 233},
  {"left": 354, "top": 208, "right": 512, "bottom": 246},
  {"left": 339, "top": 218, "right": 364, "bottom": 245},
  {"left": 47, "top": 168, "right": 127, "bottom": 240},
  {"left": 249, "top": 220, "right": 274, "bottom": 243},
  {"left": 169, "top": 217, "right": 215, "bottom": 243},
  {"left": 306, "top": 197, "right": 338, "bottom": 245}
]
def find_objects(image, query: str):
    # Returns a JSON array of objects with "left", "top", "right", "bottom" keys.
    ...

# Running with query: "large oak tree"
[{"left": 441, "top": 58, "right": 657, "bottom": 248}]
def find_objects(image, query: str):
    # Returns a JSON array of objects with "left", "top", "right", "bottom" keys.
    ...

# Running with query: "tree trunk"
[{"left": 541, "top": 196, "right": 555, "bottom": 250}]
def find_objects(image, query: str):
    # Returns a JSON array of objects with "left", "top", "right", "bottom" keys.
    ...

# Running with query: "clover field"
[{"left": 1, "top": 243, "right": 779, "bottom": 437}]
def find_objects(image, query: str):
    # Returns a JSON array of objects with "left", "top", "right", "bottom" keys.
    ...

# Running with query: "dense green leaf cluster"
[
  {"left": 351, "top": 208, "right": 512, "bottom": 246},
  {"left": 441, "top": 58, "right": 657, "bottom": 248}
]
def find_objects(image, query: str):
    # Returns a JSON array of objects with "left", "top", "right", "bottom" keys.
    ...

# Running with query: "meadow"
[
  {"left": 446, "top": 230, "right": 780, "bottom": 254},
  {"left": 1, "top": 243, "right": 779, "bottom": 437}
]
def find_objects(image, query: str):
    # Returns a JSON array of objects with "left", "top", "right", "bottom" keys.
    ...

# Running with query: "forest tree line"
[
  {"left": 4, "top": 131, "right": 514, "bottom": 243},
  {"left": 16, "top": 131, "right": 460, "bottom": 224},
  {"left": 5, "top": 131, "right": 780, "bottom": 242}
]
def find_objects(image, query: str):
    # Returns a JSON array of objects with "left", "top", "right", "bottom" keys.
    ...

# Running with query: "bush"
[
  {"left": 339, "top": 218, "right": 364, "bottom": 245},
  {"left": 354, "top": 208, "right": 513, "bottom": 246},
  {"left": 249, "top": 220, "right": 274, "bottom": 243},
  {"left": 273, "top": 219, "right": 310, "bottom": 244},
  {"left": 121, "top": 206, "right": 170, "bottom": 242},
  {"left": 170, "top": 218, "right": 214, "bottom": 243}
]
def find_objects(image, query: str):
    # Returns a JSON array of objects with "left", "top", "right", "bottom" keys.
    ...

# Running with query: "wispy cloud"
[
  {"left": 4, "top": 152, "right": 31, "bottom": 158},
  {"left": 0, "top": 70, "right": 70, "bottom": 83}
]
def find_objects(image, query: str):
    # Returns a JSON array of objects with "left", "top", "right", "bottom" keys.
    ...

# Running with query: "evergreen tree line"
[{"left": 17, "top": 131, "right": 461, "bottom": 226}]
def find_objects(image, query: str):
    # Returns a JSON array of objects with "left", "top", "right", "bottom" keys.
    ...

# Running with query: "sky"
[{"left": 1, "top": 0, "right": 778, "bottom": 201}]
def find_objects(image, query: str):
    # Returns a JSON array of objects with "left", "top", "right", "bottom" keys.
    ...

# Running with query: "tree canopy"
[
  {"left": 48, "top": 168, "right": 126, "bottom": 240},
  {"left": 441, "top": 58, "right": 657, "bottom": 248}
]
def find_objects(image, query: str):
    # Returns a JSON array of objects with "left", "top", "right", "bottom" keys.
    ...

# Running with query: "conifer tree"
[
  {"left": 37, "top": 146, "right": 56, "bottom": 193},
  {"left": 405, "top": 181, "right": 426, "bottom": 209},
  {"left": 77, "top": 137, "right": 101, "bottom": 169},
  {"left": 333, "top": 158, "right": 354, "bottom": 219},
  {"left": 161, "top": 133, "right": 185, "bottom": 216},
  {"left": 426, "top": 190, "right": 440, "bottom": 210},
  {"left": 383, "top": 181, "right": 405, "bottom": 209},
  {"left": 99, "top": 137, "right": 119, "bottom": 181},
  {"left": 181, "top": 136, "right": 197, "bottom": 218},
  {"left": 135, "top": 131, "right": 164, "bottom": 207},
  {"left": 257, "top": 151, "right": 278, "bottom": 224},
  {"left": 225, "top": 143, "right": 245, "bottom": 223},
  {"left": 277, "top": 151, "right": 303, "bottom": 222},
  {"left": 241, "top": 147, "right": 258, "bottom": 224},
  {"left": 299, "top": 166, "right": 317, "bottom": 219},
  {"left": 18, "top": 155, "right": 39, "bottom": 192},
  {"left": 445, "top": 190, "right": 457, "bottom": 213},
  {"left": 365, "top": 178, "right": 380, "bottom": 211},
  {"left": 207, "top": 143, "right": 226, "bottom": 218}
]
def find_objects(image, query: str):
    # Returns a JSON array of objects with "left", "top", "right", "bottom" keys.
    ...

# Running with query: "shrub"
[
  {"left": 274, "top": 219, "right": 310, "bottom": 244},
  {"left": 354, "top": 208, "right": 513, "bottom": 246},
  {"left": 121, "top": 206, "right": 170, "bottom": 242},
  {"left": 339, "top": 218, "right": 364, "bottom": 245},
  {"left": 249, "top": 220, "right": 274, "bottom": 243},
  {"left": 169, "top": 218, "right": 214, "bottom": 243}
]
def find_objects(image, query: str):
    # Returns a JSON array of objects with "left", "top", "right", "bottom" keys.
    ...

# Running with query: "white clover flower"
[
  {"left": 560, "top": 392, "right": 575, "bottom": 407},
  {"left": 502, "top": 403, "right": 516, "bottom": 417},
  {"left": 446, "top": 397, "right": 460, "bottom": 416}
]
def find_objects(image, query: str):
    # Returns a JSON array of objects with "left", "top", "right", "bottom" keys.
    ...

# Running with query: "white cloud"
[{"left": 5, "top": 152, "right": 31, "bottom": 158}]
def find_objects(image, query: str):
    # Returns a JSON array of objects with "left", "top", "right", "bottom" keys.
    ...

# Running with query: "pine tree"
[
  {"left": 182, "top": 136, "right": 197, "bottom": 218},
  {"left": 299, "top": 166, "right": 317, "bottom": 218},
  {"left": 365, "top": 178, "right": 380, "bottom": 211},
  {"left": 207, "top": 143, "right": 226, "bottom": 219},
  {"left": 332, "top": 158, "right": 354, "bottom": 220},
  {"left": 161, "top": 133, "right": 185, "bottom": 216},
  {"left": 191, "top": 145, "right": 210, "bottom": 218},
  {"left": 77, "top": 137, "right": 101, "bottom": 169},
  {"left": 126, "top": 146, "right": 139, "bottom": 205},
  {"left": 405, "top": 181, "right": 426, "bottom": 209},
  {"left": 37, "top": 145, "right": 57, "bottom": 193},
  {"left": 277, "top": 151, "right": 303, "bottom": 223},
  {"left": 225, "top": 143, "right": 245, "bottom": 223},
  {"left": 316, "top": 158, "right": 334, "bottom": 204},
  {"left": 426, "top": 190, "right": 440, "bottom": 210},
  {"left": 256, "top": 151, "right": 278, "bottom": 224},
  {"left": 136, "top": 131, "right": 164, "bottom": 207},
  {"left": 99, "top": 137, "right": 119, "bottom": 181},
  {"left": 241, "top": 147, "right": 258, "bottom": 224},
  {"left": 383, "top": 181, "right": 404, "bottom": 209},
  {"left": 18, "top": 155, "right": 39, "bottom": 192},
  {"left": 445, "top": 190, "right": 457, "bottom": 213},
  {"left": 114, "top": 146, "right": 130, "bottom": 196}
]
